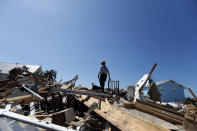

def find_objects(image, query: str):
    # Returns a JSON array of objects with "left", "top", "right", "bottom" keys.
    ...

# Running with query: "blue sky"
[{"left": 0, "top": 0, "right": 197, "bottom": 97}]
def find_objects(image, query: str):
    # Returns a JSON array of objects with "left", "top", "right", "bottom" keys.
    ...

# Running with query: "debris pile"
[
  {"left": 0, "top": 66, "right": 109, "bottom": 131},
  {"left": 0, "top": 63, "right": 197, "bottom": 131}
]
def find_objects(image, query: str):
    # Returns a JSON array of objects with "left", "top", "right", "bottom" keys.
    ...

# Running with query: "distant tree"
[{"left": 43, "top": 69, "right": 57, "bottom": 81}]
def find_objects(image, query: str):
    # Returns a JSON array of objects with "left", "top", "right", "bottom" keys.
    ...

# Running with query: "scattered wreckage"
[{"left": 0, "top": 64, "right": 197, "bottom": 131}]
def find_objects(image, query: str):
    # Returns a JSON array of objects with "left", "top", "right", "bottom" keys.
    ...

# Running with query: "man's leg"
[
  {"left": 100, "top": 79, "right": 104, "bottom": 92},
  {"left": 102, "top": 81, "right": 105, "bottom": 92},
  {"left": 99, "top": 73, "right": 107, "bottom": 93}
]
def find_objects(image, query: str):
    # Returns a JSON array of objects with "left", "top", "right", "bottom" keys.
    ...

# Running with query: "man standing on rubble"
[{"left": 98, "top": 61, "right": 111, "bottom": 92}]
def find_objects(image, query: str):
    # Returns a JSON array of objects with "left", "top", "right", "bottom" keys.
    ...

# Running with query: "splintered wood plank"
[
  {"left": 0, "top": 94, "right": 37, "bottom": 104},
  {"left": 78, "top": 95, "right": 169, "bottom": 131},
  {"left": 188, "top": 88, "right": 197, "bottom": 100},
  {"left": 124, "top": 101, "right": 184, "bottom": 125},
  {"left": 136, "top": 102, "right": 184, "bottom": 121},
  {"left": 134, "top": 105, "right": 183, "bottom": 125}
]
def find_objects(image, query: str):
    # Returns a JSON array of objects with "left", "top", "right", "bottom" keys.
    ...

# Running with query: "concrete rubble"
[{"left": 0, "top": 63, "right": 196, "bottom": 131}]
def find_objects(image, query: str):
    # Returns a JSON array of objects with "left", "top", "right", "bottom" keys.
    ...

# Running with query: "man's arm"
[
  {"left": 98, "top": 73, "right": 100, "bottom": 79},
  {"left": 98, "top": 67, "right": 101, "bottom": 79},
  {"left": 106, "top": 66, "right": 111, "bottom": 80}
]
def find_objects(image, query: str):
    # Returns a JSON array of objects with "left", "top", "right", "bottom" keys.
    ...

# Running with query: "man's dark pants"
[{"left": 99, "top": 73, "right": 107, "bottom": 92}]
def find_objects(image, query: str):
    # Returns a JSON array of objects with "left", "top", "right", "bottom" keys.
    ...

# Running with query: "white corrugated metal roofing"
[{"left": 0, "top": 62, "right": 41, "bottom": 74}]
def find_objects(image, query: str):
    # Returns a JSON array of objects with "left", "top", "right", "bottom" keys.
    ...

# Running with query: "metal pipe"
[
  {"left": 22, "top": 84, "right": 44, "bottom": 100},
  {"left": 55, "top": 88, "right": 110, "bottom": 98},
  {"left": 0, "top": 109, "right": 75, "bottom": 131}
]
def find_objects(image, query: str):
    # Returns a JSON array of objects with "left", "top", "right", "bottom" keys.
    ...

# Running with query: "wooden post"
[
  {"left": 108, "top": 80, "right": 110, "bottom": 94},
  {"left": 118, "top": 81, "right": 119, "bottom": 95},
  {"left": 0, "top": 94, "right": 35, "bottom": 104},
  {"left": 105, "top": 122, "right": 112, "bottom": 131},
  {"left": 149, "top": 63, "right": 157, "bottom": 76},
  {"left": 114, "top": 81, "right": 115, "bottom": 95},
  {"left": 98, "top": 99, "right": 101, "bottom": 110},
  {"left": 188, "top": 88, "right": 197, "bottom": 100}
]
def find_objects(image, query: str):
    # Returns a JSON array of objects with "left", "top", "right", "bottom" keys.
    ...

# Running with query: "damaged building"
[
  {"left": 0, "top": 62, "right": 196, "bottom": 131},
  {"left": 156, "top": 80, "right": 186, "bottom": 102},
  {"left": 0, "top": 62, "right": 42, "bottom": 80}
]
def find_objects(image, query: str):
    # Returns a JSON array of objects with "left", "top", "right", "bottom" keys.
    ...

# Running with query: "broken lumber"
[
  {"left": 134, "top": 104, "right": 183, "bottom": 125},
  {"left": 77, "top": 95, "right": 169, "bottom": 131},
  {"left": 124, "top": 100, "right": 184, "bottom": 125},
  {"left": 0, "top": 94, "right": 37, "bottom": 104},
  {"left": 188, "top": 88, "right": 197, "bottom": 101}
]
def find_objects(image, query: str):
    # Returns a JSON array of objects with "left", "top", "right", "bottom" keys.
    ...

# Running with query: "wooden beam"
[
  {"left": 134, "top": 105, "right": 183, "bottom": 125},
  {"left": 78, "top": 95, "right": 169, "bottom": 131},
  {"left": 188, "top": 88, "right": 197, "bottom": 100},
  {"left": 0, "top": 86, "right": 48, "bottom": 104},
  {"left": 0, "top": 94, "right": 37, "bottom": 104},
  {"left": 149, "top": 63, "right": 157, "bottom": 76},
  {"left": 124, "top": 101, "right": 184, "bottom": 125},
  {"left": 137, "top": 100, "right": 184, "bottom": 116}
]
